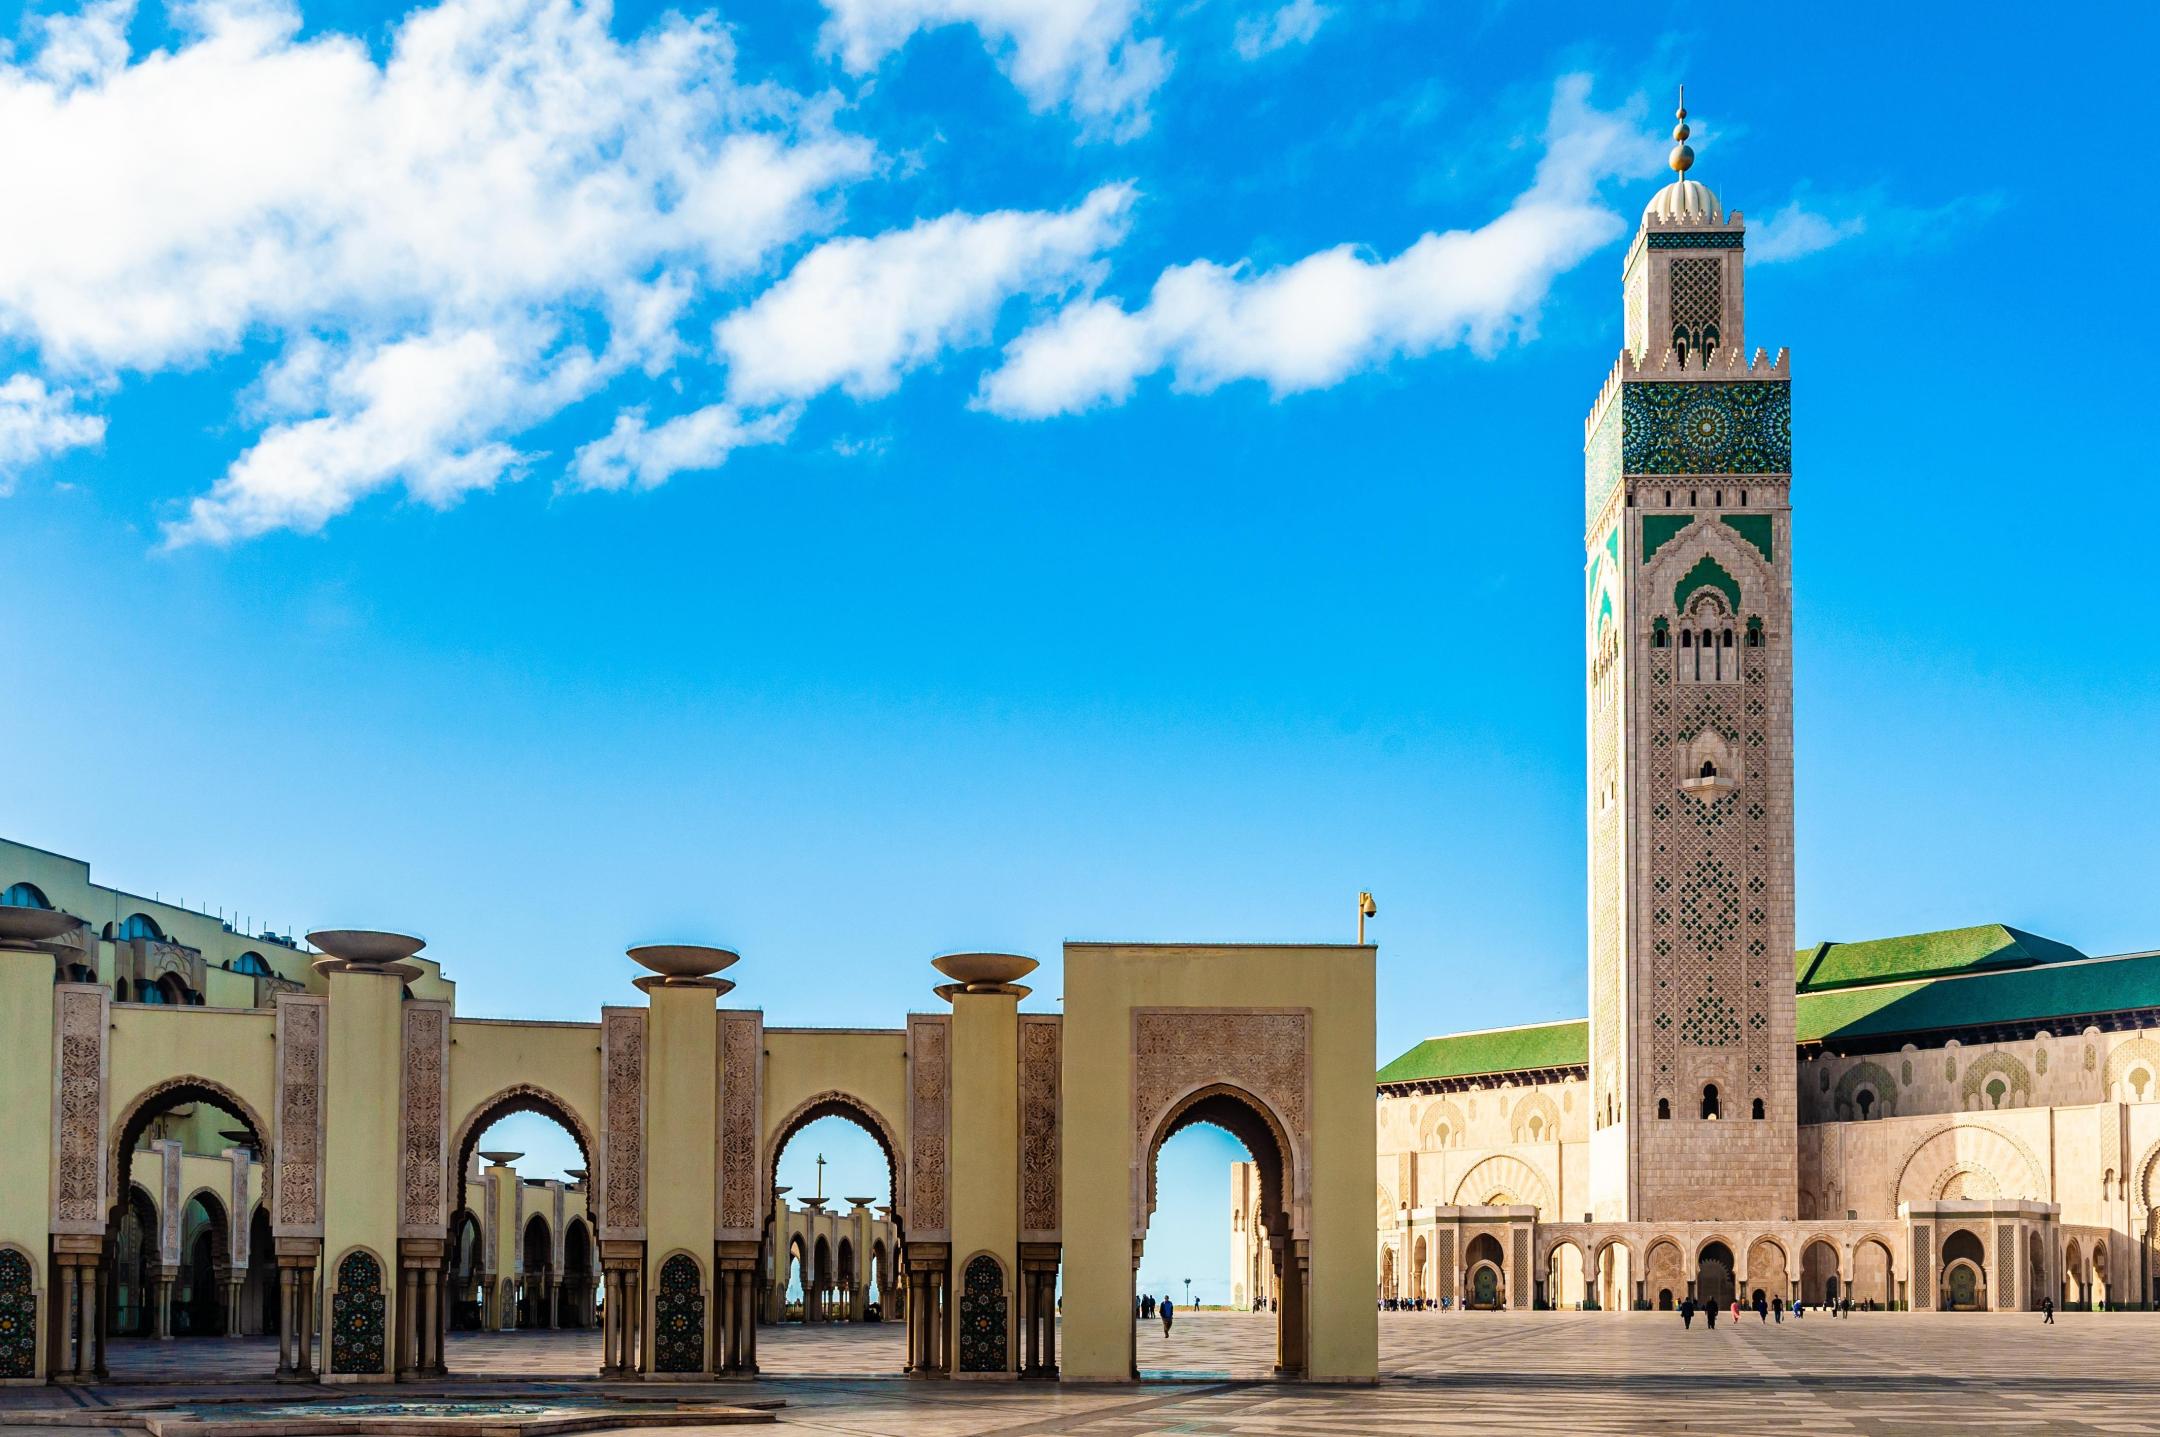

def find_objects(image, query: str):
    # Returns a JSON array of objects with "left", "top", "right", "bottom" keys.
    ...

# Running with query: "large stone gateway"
[{"left": 0, "top": 885, "right": 1377, "bottom": 1385}]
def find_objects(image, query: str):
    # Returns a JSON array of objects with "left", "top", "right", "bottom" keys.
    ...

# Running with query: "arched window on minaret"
[{"left": 1700, "top": 1084, "right": 1721, "bottom": 1120}]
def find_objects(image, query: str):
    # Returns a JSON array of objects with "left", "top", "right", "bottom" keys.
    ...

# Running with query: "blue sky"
[{"left": 4, "top": 0, "right": 2156, "bottom": 1304}]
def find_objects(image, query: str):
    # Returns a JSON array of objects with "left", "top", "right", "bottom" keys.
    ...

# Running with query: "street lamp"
[{"left": 1184, "top": 1278, "right": 1192, "bottom": 1308}]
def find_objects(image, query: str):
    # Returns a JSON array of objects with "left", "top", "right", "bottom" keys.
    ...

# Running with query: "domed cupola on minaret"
[{"left": 1580, "top": 89, "right": 1796, "bottom": 1225}]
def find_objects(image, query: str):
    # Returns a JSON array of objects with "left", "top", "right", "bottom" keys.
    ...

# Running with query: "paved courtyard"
[{"left": 5, "top": 1311, "right": 2156, "bottom": 1435}]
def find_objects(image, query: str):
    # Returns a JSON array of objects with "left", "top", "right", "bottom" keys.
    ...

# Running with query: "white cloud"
[
  {"left": 1232, "top": 0, "right": 1328, "bottom": 61},
  {"left": 0, "top": 374, "right": 106, "bottom": 486},
  {"left": 817, "top": 0, "right": 1168, "bottom": 140},
  {"left": 569, "top": 403, "right": 798, "bottom": 492},
  {"left": 0, "top": 0, "right": 875, "bottom": 542},
  {"left": 979, "top": 76, "right": 1654, "bottom": 417},
  {"left": 1749, "top": 201, "right": 1866, "bottom": 264},
  {"left": 717, "top": 184, "right": 1135, "bottom": 404}
]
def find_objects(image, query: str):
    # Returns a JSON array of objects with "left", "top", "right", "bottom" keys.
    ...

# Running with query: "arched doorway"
[
  {"left": 2026, "top": 1229, "right": 2046, "bottom": 1311},
  {"left": 1852, "top": 1237, "right": 1894, "bottom": 1308},
  {"left": 1543, "top": 1240, "right": 1582, "bottom": 1310},
  {"left": 760, "top": 1094, "right": 907, "bottom": 1375},
  {"left": 1695, "top": 1241, "right": 1735, "bottom": 1309},
  {"left": 1137, "top": 1083, "right": 1303, "bottom": 1377},
  {"left": 1746, "top": 1237, "right": 1789, "bottom": 1308},
  {"left": 1941, "top": 1230, "right": 1987, "bottom": 1311},
  {"left": 99, "top": 1078, "right": 273, "bottom": 1377},
  {"left": 562, "top": 1219, "right": 595, "bottom": 1328},
  {"left": 109, "top": 1186, "right": 159, "bottom": 1338},
  {"left": 452, "top": 1085, "right": 599, "bottom": 1375},
  {"left": 1800, "top": 1238, "right": 1840, "bottom": 1306},
  {"left": 1378, "top": 1246, "right": 1396, "bottom": 1303},
  {"left": 243, "top": 1206, "right": 277, "bottom": 1336},
  {"left": 177, "top": 1190, "right": 229, "bottom": 1335},
  {"left": 520, "top": 1215, "right": 553, "bottom": 1329},
  {"left": 1641, "top": 1239, "right": 1682, "bottom": 1312},
  {"left": 1596, "top": 1239, "right": 1635, "bottom": 1313},
  {"left": 448, "top": 1211, "right": 483, "bottom": 1330},
  {"left": 1463, "top": 1235, "right": 1504, "bottom": 1310}
]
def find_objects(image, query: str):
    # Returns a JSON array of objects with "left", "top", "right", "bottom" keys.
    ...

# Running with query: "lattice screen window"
[{"left": 1668, "top": 257, "right": 1722, "bottom": 366}]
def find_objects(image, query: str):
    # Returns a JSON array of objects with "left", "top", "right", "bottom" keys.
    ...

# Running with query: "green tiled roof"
[
  {"left": 1376, "top": 1020, "right": 1588, "bottom": 1085},
  {"left": 1795, "top": 950, "right": 2160, "bottom": 1046},
  {"left": 1378, "top": 925, "right": 2157, "bottom": 1085},
  {"left": 1794, "top": 924, "right": 2088, "bottom": 993}
]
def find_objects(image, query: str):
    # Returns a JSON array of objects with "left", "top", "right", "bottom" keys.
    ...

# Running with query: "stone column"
[
  {"left": 155, "top": 1270, "right": 175, "bottom": 1339},
  {"left": 276, "top": 1265, "right": 296, "bottom": 1377}
]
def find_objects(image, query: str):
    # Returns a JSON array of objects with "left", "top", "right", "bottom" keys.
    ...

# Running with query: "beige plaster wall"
[{"left": 1061, "top": 942, "right": 1375, "bottom": 1383}]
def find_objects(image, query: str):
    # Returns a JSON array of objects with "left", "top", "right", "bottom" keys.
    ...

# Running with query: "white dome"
[{"left": 1643, "top": 178, "right": 1723, "bottom": 224}]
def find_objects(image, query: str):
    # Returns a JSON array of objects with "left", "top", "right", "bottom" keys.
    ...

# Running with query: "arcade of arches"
[{"left": 0, "top": 913, "right": 1377, "bottom": 1385}]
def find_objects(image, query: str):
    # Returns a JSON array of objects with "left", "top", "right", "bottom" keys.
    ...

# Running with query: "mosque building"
[{"left": 1244, "top": 96, "right": 2160, "bottom": 1317}]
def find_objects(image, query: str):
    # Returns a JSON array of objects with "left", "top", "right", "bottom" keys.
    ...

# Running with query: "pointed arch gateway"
[{"left": 1137, "top": 1080, "right": 1305, "bottom": 1376}]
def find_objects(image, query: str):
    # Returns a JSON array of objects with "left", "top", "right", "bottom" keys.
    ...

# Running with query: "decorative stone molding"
[
  {"left": 273, "top": 995, "right": 327, "bottom": 1235},
  {"left": 717, "top": 1013, "right": 763, "bottom": 1238},
  {"left": 907, "top": 1014, "right": 951, "bottom": 1239},
  {"left": 1131, "top": 1008, "right": 1310, "bottom": 1229},
  {"left": 399, "top": 1002, "right": 451, "bottom": 1236},
  {"left": 50, "top": 984, "right": 109, "bottom": 1234},
  {"left": 599, "top": 1007, "right": 646, "bottom": 1239},
  {"left": 1018, "top": 1015, "right": 1060, "bottom": 1238}
]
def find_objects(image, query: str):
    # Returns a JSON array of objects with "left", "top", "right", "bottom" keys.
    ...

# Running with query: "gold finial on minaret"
[{"left": 1669, "top": 84, "right": 1695, "bottom": 174}]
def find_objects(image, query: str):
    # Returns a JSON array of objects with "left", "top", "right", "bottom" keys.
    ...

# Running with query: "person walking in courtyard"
[
  {"left": 1772, "top": 1294, "right": 1784, "bottom": 1323},
  {"left": 1681, "top": 1295, "right": 1696, "bottom": 1329},
  {"left": 1730, "top": 1297, "right": 1741, "bottom": 1324},
  {"left": 1160, "top": 1296, "right": 1174, "bottom": 1337},
  {"left": 1755, "top": 1291, "right": 1769, "bottom": 1323},
  {"left": 1704, "top": 1300, "right": 1717, "bottom": 1329},
  {"left": 2042, "top": 1296, "right": 2055, "bottom": 1325}
]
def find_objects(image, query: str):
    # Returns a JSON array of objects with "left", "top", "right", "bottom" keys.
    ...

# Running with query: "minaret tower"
[{"left": 1582, "top": 91, "right": 1796, "bottom": 1221}]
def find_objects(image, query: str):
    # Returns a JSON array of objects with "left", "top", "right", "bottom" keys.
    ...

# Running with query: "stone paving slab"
[{"left": 8, "top": 1311, "right": 2157, "bottom": 1436}]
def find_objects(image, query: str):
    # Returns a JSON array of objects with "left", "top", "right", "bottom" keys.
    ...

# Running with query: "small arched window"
[
  {"left": 1651, "top": 618, "right": 1669, "bottom": 648},
  {"left": 1699, "top": 760, "right": 1718, "bottom": 780},
  {"left": 232, "top": 952, "right": 271, "bottom": 977},
  {"left": 1701, "top": 1084, "right": 1721, "bottom": 1120},
  {"left": 118, "top": 913, "right": 164, "bottom": 942},
  {"left": 1856, "top": 1089, "right": 1875, "bottom": 1120},
  {"left": 1751, "top": 1097, "right": 1765, "bottom": 1120},
  {"left": 2, "top": 882, "right": 52, "bottom": 909},
  {"left": 138, "top": 982, "right": 167, "bottom": 1004},
  {"left": 1679, "top": 630, "right": 1692, "bottom": 649},
  {"left": 1657, "top": 1098, "right": 1670, "bottom": 1119},
  {"left": 1746, "top": 617, "right": 1764, "bottom": 648}
]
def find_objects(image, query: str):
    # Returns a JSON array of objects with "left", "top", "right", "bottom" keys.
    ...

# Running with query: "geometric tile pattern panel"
[
  {"left": 1622, "top": 381, "right": 1791, "bottom": 476},
  {"left": 328, "top": 1249, "right": 386, "bottom": 1375}
]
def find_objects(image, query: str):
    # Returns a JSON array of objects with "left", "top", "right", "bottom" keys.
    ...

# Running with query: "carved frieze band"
[
  {"left": 907, "top": 1015, "right": 951, "bottom": 1238},
  {"left": 228, "top": 1149, "right": 252, "bottom": 1268},
  {"left": 717, "top": 1013, "right": 763, "bottom": 1237},
  {"left": 399, "top": 1003, "right": 450, "bottom": 1236},
  {"left": 599, "top": 1007, "right": 646, "bottom": 1238},
  {"left": 51, "top": 985, "right": 110, "bottom": 1233},
  {"left": 1018, "top": 1015, "right": 1061, "bottom": 1238},
  {"left": 483, "top": 1172, "right": 499, "bottom": 1275},
  {"left": 272, "top": 995, "right": 327, "bottom": 1235},
  {"left": 1131, "top": 1009, "right": 1311, "bottom": 1215},
  {"left": 159, "top": 1139, "right": 184, "bottom": 1264}
]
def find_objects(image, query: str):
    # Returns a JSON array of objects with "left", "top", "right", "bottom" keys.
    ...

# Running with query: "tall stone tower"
[{"left": 1582, "top": 94, "right": 1796, "bottom": 1221}]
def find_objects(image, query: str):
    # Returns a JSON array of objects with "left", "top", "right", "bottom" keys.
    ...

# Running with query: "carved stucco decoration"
[
  {"left": 717, "top": 1014, "right": 763, "bottom": 1237},
  {"left": 483, "top": 1172, "right": 499, "bottom": 1276},
  {"left": 907, "top": 1015, "right": 950, "bottom": 1239},
  {"left": 273, "top": 996, "right": 327, "bottom": 1235},
  {"left": 50, "top": 985, "right": 110, "bottom": 1233},
  {"left": 1912, "top": 1223, "right": 1933, "bottom": 1310},
  {"left": 228, "top": 1148, "right": 252, "bottom": 1269},
  {"left": 600, "top": 1008, "right": 646, "bottom": 1238},
  {"left": 400, "top": 1003, "right": 450, "bottom": 1236},
  {"left": 158, "top": 1139, "right": 184, "bottom": 1265},
  {"left": 1018, "top": 1015, "right": 1061, "bottom": 1238},
  {"left": 552, "top": 1185, "right": 567, "bottom": 1270},
  {"left": 1131, "top": 1009, "right": 1311, "bottom": 1234}
]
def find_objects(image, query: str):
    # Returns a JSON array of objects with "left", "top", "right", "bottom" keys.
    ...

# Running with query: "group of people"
[
  {"left": 1136, "top": 1293, "right": 1175, "bottom": 1334},
  {"left": 1680, "top": 1292, "right": 1852, "bottom": 1328},
  {"left": 1378, "top": 1297, "right": 1452, "bottom": 1311}
]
